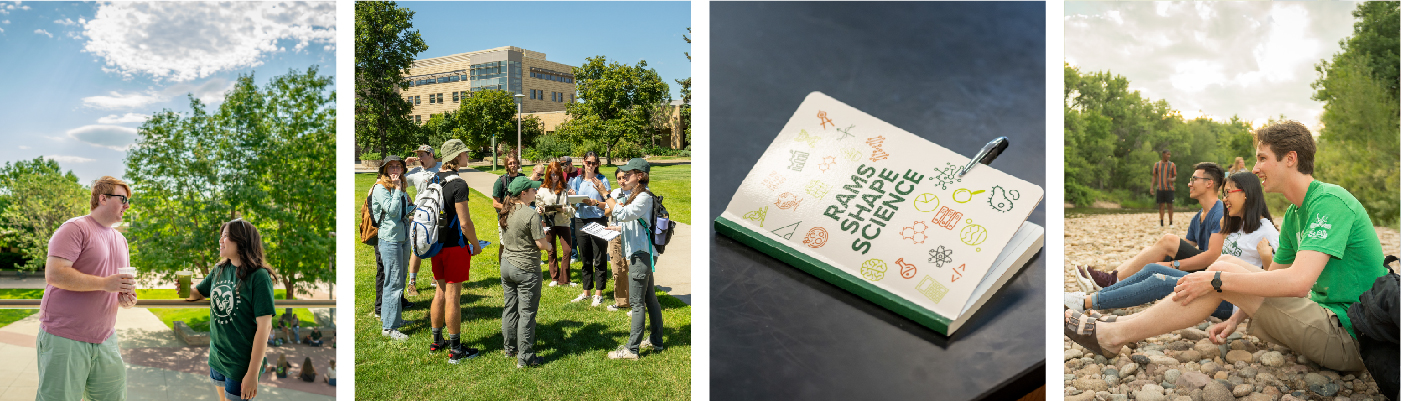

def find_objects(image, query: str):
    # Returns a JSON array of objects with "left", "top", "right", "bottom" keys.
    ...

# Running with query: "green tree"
[
  {"left": 677, "top": 27, "right": 691, "bottom": 144},
  {"left": 126, "top": 68, "right": 336, "bottom": 299},
  {"left": 0, "top": 157, "right": 88, "bottom": 271},
  {"left": 569, "top": 56, "right": 670, "bottom": 163},
  {"left": 454, "top": 89, "right": 530, "bottom": 159},
  {"left": 355, "top": 1, "right": 428, "bottom": 158}
]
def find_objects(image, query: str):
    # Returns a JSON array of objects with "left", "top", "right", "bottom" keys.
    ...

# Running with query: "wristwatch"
[
  {"left": 1172, "top": 260, "right": 1181, "bottom": 269},
  {"left": 1211, "top": 271, "right": 1223, "bottom": 293}
]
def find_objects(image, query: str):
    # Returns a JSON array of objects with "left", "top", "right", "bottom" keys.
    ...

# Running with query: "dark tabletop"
[{"left": 709, "top": 2, "right": 1047, "bottom": 400}]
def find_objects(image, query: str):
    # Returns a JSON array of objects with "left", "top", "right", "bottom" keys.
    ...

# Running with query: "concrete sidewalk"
[{"left": 0, "top": 307, "right": 336, "bottom": 400}]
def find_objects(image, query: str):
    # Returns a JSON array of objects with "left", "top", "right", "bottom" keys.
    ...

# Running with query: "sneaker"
[
  {"left": 382, "top": 329, "right": 408, "bottom": 341},
  {"left": 606, "top": 346, "right": 639, "bottom": 360},
  {"left": 591, "top": 295, "right": 603, "bottom": 307},
  {"left": 448, "top": 345, "right": 480, "bottom": 364},
  {"left": 517, "top": 356, "right": 544, "bottom": 368},
  {"left": 1087, "top": 268, "right": 1119, "bottom": 288},
  {"left": 549, "top": 281, "right": 559, "bottom": 287},
  {"left": 570, "top": 257, "right": 579, "bottom": 265},
  {"left": 626, "top": 310, "right": 633, "bottom": 317},
  {"left": 570, "top": 293, "right": 589, "bottom": 303},
  {"left": 429, "top": 340, "right": 448, "bottom": 352},
  {"left": 406, "top": 284, "right": 419, "bottom": 297},
  {"left": 1063, "top": 292, "right": 1087, "bottom": 313},
  {"left": 1073, "top": 266, "right": 1101, "bottom": 293},
  {"left": 431, "top": 281, "right": 438, "bottom": 287},
  {"left": 607, "top": 304, "right": 628, "bottom": 311},
  {"left": 569, "top": 283, "right": 579, "bottom": 287},
  {"left": 640, "top": 339, "right": 664, "bottom": 352}
]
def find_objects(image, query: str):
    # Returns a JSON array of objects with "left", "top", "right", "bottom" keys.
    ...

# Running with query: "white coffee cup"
[{"left": 117, "top": 267, "right": 137, "bottom": 294}]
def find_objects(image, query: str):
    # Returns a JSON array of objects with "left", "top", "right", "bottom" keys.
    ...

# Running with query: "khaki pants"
[
  {"left": 1250, "top": 296, "right": 1365, "bottom": 372},
  {"left": 609, "top": 237, "right": 628, "bottom": 307}
]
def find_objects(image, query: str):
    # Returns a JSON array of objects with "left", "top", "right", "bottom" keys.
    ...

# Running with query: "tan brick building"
[{"left": 400, "top": 46, "right": 577, "bottom": 124}]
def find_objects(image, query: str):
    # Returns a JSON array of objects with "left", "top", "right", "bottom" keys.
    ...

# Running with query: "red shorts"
[{"left": 430, "top": 246, "right": 473, "bottom": 284}]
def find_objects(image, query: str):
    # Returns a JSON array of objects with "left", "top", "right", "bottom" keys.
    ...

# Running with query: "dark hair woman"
[
  {"left": 605, "top": 158, "right": 663, "bottom": 360},
  {"left": 499, "top": 176, "right": 546, "bottom": 367},
  {"left": 187, "top": 219, "right": 278, "bottom": 401},
  {"left": 537, "top": 161, "right": 575, "bottom": 288},
  {"left": 372, "top": 155, "right": 412, "bottom": 341},
  {"left": 568, "top": 151, "right": 613, "bottom": 306}
]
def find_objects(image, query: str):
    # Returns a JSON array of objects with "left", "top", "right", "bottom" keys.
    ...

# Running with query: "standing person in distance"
[
  {"left": 404, "top": 144, "right": 442, "bottom": 295},
  {"left": 1153, "top": 149, "right": 1177, "bottom": 227},
  {"left": 38, "top": 176, "right": 138, "bottom": 400},
  {"left": 428, "top": 139, "right": 484, "bottom": 363},
  {"left": 187, "top": 219, "right": 277, "bottom": 401},
  {"left": 499, "top": 176, "right": 548, "bottom": 368},
  {"left": 606, "top": 159, "right": 663, "bottom": 360},
  {"left": 1227, "top": 156, "right": 1248, "bottom": 178},
  {"left": 536, "top": 162, "right": 575, "bottom": 288},
  {"left": 606, "top": 167, "right": 631, "bottom": 312},
  {"left": 491, "top": 155, "right": 524, "bottom": 263},
  {"left": 569, "top": 152, "right": 612, "bottom": 306},
  {"left": 372, "top": 155, "right": 413, "bottom": 340}
]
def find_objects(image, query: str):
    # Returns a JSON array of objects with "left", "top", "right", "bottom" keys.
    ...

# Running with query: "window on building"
[
  {"left": 415, "top": 115, "right": 421, "bottom": 123},
  {"left": 453, "top": 92, "right": 459, "bottom": 102},
  {"left": 414, "top": 96, "right": 420, "bottom": 105},
  {"left": 429, "top": 94, "right": 435, "bottom": 104}
]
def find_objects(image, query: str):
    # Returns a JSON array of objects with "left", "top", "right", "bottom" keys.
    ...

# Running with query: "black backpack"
[
  {"left": 1347, "top": 255, "right": 1399, "bottom": 401},
  {"left": 643, "top": 191, "right": 675, "bottom": 254}
]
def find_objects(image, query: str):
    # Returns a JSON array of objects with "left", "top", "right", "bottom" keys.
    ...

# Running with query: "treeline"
[{"left": 1066, "top": 1, "right": 1398, "bottom": 227}]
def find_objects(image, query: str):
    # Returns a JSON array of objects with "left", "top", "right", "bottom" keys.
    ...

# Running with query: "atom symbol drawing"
[
  {"left": 928, "top": 246, "right": 954, "bottom": 267},
  {"left": 900, "top": 221, "right": 929, "bottom": 244}
]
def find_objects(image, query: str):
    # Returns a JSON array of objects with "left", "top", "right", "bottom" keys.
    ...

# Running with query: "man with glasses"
[
  {"left": 1080, "top": 163, "right": 1226, "bottom": 288},
  {"left": 38, "top": 176, "right": 139, "bottom": 400},
  {"left": 1153, "top": 149, "right": 1177, "bottom": 227}
]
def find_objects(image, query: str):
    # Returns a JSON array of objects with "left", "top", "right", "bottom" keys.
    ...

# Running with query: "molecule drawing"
[
  {"left": 896, "top": 258, "right": 917, "bottom": 279},
  {"left": 900, "top": 221, "right": 929, "bottom": 244},
  {"left": 916, "top": 275, "right": 950, "bottom": 304},
  {"left": 762, "top": 171, "right": 785, "bottom": 191},
  {"left": 817, "top": 156, "right": 837, "bottom": 172},
  {"left": 818, "top": 110, "right": 835, "bottom": 129},
  {"left": 836, "top": 124, "right": 856, "bottom": 140},
  {"left": 774, "top": 192, "right": 803, "bottom": 210},
  {"left": 930, "top": 162, "right": 963, "bottom": 191},
  {"left": 742, "top": 206, "right": 768, "bottom": 227},
  {"left": 802, "top": 227, "right": 829, "bottom": 248},
  {"left": 866, "top": 136, "right": 889, "bottom": 162},
  {"left": 860, "top": 259, "right": 887, "bottom": 281},
  {"left": 931, "top": 206, "right": 963, "bottom": 230},
  {"left": 927, "top": 246, "right": 953, "bottom": 267},
  {"left": 805, "top": 180, "right": 832, "bottom": 199},
  {"left": 794, "top": 129, "right": 821, "bottom": 148}
]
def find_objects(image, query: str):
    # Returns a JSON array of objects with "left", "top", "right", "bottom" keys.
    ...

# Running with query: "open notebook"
[{"left": 715, "top": 92, "right": 1045, "bottom": 335}]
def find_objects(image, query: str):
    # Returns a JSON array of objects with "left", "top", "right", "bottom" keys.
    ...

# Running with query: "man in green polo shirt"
[{"left": 1064, "top": 120, "right": 1384, "bottom": 373}]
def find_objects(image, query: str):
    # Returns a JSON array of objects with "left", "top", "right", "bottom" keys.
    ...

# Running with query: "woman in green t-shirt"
[
  {"left": 187, "top": 219, "right": 277, "bottom": 400},
  {"left": 499, "top": 176, "right": 547, "bottom": 367}
]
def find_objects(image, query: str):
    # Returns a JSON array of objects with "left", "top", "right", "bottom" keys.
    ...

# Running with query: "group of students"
[
  {"left": 369, "top": 139, "right": 665, "bottom": 367},
  {"left": 1065, "top": 121, "right": 1394, "bottom": 379},
  {"left": 36, "top": 175, "right": 291, "bottom": 400}
]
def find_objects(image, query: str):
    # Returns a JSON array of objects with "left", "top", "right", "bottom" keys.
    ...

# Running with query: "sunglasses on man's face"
[{"left": 105, "top": 194, "right": 130, "bottom": 205}]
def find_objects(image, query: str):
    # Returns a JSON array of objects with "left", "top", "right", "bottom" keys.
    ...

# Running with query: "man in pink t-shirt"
[{"left": 37, "top": 176, "right": 138, "bottom": 400}]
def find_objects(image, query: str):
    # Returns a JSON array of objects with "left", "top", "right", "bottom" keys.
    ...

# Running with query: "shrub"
[
  {"left": 611, "top": 140, "right": 644, "bottom": 160},
  {"left": 360, "top": 152, "right": 381, "bottom": 162}
]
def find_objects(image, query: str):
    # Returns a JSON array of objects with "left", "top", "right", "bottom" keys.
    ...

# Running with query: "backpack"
[
  {"left": 410, "top": 174, "right": 465, "bottom": 258},
  {"left": 639, "top": 191, "right": 675, "bottom": 254},
  {"left": 358, "top": 185, "right": 383, "bottom": 246},
  {"left": 1346, "top": 255, "right": 1399, "bottom": 401}
]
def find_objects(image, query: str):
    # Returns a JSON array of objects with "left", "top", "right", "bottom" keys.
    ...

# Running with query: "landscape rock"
[
  {"left": 1226, "top": 350, "right": 1253, "bottom": 364},
  {"left": 1260, "top": 352, "right": 1285, "bottom": 367},
  {"left": 1201, "top": 381, "right": 1233, "bottom": 401}
]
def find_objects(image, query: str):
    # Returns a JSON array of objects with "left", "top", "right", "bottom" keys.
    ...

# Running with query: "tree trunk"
[{"left": 284, "top": 276, "right": 296, "bottom": 300}]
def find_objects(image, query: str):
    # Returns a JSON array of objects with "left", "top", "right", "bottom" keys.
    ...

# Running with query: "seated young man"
[
  {"left": 1075, "top": 162, "right": 1228, "bottom": 289},
  {"left": 1065, "top": 121, "right": 1387, "bottom": 372}
]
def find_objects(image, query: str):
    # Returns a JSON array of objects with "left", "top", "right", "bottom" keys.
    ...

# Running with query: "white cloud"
[
  {"left": 54, "top": 18, "right": 74, "bottom": 26},
  {"left": 17, "top": 145, "right": 28, "bottom": 150},
  {"left": 96, "top": 113, "right": 150, "bottom": 124},
  {"left": 65, "top": 125, "right": 139, "bottom": 151},
  {"left": 33, "top": 28, "right": 49, "bottom": 38},
  {"left": 83, "top": 91, "right": 164, "bottom": 109},
  {"left": 3, "top": 20, "right": 10, "bottom": 24},
  {"left": 43, "top": 155, "right": 96, "bottom": 164},
  {"left": 81, "top": 2, "right": 335, "bottom": 81}
]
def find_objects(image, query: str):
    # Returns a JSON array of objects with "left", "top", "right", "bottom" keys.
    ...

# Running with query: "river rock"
[
  {"left": 1120, "top": 363, "right": 1139, "bottom": 377},
  {"left": 1066, "top": 391, "right": 1096, "bottom": 401},
  {"left": 1195, "top": 340, "right": 1220, "bottom": 358},
  {"left": 1232, "top": 384, "right": 1254, "bottom": 397},
  {"left": 1260, "top": 351, "right": 1285, "bottom": 367},
  {"left": 1202, "top": 381, "right": 1233, "bottom": 401},
  {"left": 1226, "top": 350, "right": 1253, "bottom": 364},
  {"left": 1175, "top": 350, "right": 1202, "bottom": 363},
  {"left": 1067, "top": 348, "right": 1084, "bottom": 360},
  {"left": 1132, "top": 354, "right": 1152, "bottom": 365},
  {"left": 1134, "top": 383, "right": 1168, "bottom": 401},
  {"left": 1177, "top": 371, "right": 1212, "bottom": 390},
  {"left": 1180, "top": 328, "right": 1209, "bottom": 341},
  {"left": 1075, "top": 376, "right": 1110, "bottom": 392},
  {"left": 1149, "top": 355, "right": 1181, "bottom": 366}
]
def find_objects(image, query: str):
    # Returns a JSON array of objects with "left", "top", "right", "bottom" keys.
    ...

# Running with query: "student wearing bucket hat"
[
  {"left": 606, "top": 158, "right": 663, "bottom": 360},
  {"left": 372, "top": 156, "right": 411, "bottom": 321},
  {"left": 499, "top": 175, "right": 547, "bottom": 367},
  {"left": 373, "top": 155, "right": 413, "bottom": 340},
  {"left": 403, "top": 144, "right": 442, "bottom": 296},
  {"left": 428, "top": 139, "right": 484, "bottom": 363}
]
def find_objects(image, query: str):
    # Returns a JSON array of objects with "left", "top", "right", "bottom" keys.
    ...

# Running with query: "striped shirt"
[{"left": 1153, "top": 161, "right": 1175, "bottom": 191}]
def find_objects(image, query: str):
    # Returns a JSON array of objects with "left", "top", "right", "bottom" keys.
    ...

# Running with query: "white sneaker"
[
  {"left": 626, "top": 310, "right": 633, "bottom": 317},
  {"left": 591, "top": 295, "right": 603, "bottom": 307},
  {"left": 549, "top": 281, "right": 559, "bottom": 287},
  {"left": 1064, "top": 292, "right": 1087, "bottom": 313},
  {"left": 607, "top": 304, "right": 626, "bottom": 311},
  {"left": 640, "top": 339, "right": 664, "bottom": 352},
  {"left": 568, "top": 283, "right": 579, "bottom": 287},
  {"left": 570, "top": 293, "right": 589, "bottom": 303},
  {"left": 382, "top": 329, "right": 408, "bottom": 341},
  {"left": 1073, "top": 267, "right": 1101, "bottom": 293}
]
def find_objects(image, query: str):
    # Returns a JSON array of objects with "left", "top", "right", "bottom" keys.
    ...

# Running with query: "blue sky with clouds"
[
  {"left": 1065, "top": 2, "right": 1356, "bottom": 131},
  {"left": 0, "top": 1, "right": 335, "bottom": 184},
  {"left": 402, "top": 1, "right": 691, "bottom": 100}
]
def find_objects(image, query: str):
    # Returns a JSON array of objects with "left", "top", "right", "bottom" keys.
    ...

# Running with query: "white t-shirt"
[
  {"left": 405, "top": 162, "right": 443, "bottom": 194},
  {"left": 1220, "top": 218, "right": 1280, "bottom": 268}
]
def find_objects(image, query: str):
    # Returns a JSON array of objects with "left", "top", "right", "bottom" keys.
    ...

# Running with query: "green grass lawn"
[
  {"left": 353, "top": 174, "right": 691, "bottom": 400},
  {"left": 0, "top": 289, "right": 317, "bottom": 332},
  {"left": 468, "top": 163, "right": 691, "bottom": 225}
]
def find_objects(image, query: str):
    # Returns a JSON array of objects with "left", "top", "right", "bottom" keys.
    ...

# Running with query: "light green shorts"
[{"left": 37, "top": 328, "right": 126, "bottom": 401}]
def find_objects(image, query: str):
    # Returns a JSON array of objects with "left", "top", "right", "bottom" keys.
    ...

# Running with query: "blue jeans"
[
  {"left": 379, "top": 240, "right": 409, "bottom": 330},
  {"left": 1092, "top": 264, "right": 1233, "bottom": 320},
  {"left": 210, "top": 368, "right": 249, "bottom": 400}
]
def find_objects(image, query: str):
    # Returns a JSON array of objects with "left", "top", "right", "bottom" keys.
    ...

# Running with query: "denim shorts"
[{"left": 210, "top": 368, "right": 248, "bottom": 400}]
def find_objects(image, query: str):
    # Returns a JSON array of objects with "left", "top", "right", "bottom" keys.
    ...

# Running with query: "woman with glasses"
[
  {"left": 371, "top": 155, "right": 412, "bottom": 340},
  {"left": 567, "top": 151, "right": 612, "bottom": 306},
  {"left": 187, "top": 219, "right": 277, "bottom": 401},
  {"left": 606, "top": 159, "right": 663, "bottom": 360}
]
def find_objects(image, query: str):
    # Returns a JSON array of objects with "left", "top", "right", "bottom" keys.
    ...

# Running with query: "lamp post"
[{"left": 515, "top": 92, "right": 525, "bottom": 162}]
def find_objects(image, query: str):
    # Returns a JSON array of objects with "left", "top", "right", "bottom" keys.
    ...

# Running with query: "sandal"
[{"left": 1064, "top": 309, "right": 1118, "bottom": 358}]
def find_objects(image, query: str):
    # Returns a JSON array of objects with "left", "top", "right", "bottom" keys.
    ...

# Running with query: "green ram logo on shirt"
[{"left": 1222, "top": 233, "right": 1243, "bottom": 257}]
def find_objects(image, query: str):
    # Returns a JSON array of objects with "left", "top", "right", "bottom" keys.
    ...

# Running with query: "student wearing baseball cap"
[
  {"left": 606, "top": 158, "right": 663, "bottom": 360},
  {"left": 499, "top": 176, "right": 546, "bottom": 367}
]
